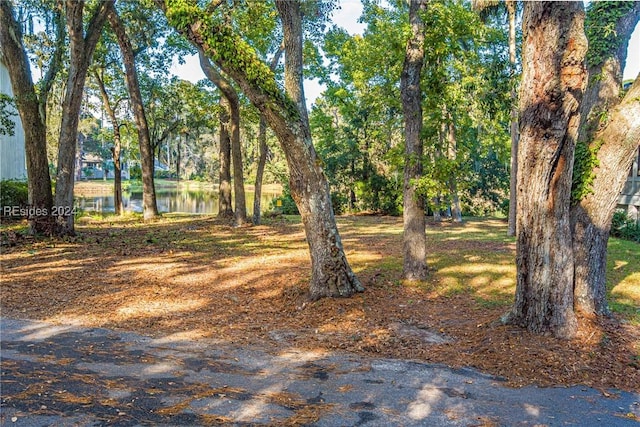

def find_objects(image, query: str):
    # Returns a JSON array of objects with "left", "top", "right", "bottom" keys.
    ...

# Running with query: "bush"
[
  {"left": 130, "top": 164, "right": 142, "bottom": 180},
  {"left": 269, "top": 192, "right": 299, "bottom": 215},
  {"left": 0, "top": 180, "right": 29, "bottom": 213},
  {"left": 611, "top": 210, "right": 640, "bottom": 243}
]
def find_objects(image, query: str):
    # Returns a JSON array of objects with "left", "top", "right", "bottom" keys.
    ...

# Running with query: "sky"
[{"left": 170, "top": 0, "right": 640, "bottom": 106}]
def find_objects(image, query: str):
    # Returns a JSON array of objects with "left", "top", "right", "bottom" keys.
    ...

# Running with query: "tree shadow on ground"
[{"left": 1, "top": 214, "right": 638, "bottom": 391}]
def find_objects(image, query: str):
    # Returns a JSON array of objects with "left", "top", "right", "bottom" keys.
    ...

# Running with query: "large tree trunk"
[
  {"left": 107, "top": 8, "right": 158, "bottom": 220},
  {"left": 253, "top": 115, "right": 268, "bottom": 225},
  {"left": 0, "top": 1, "right": 57, "bottom": 234},
  {"left": 161, "top": 0, "right": 364, "bottom": 299},
  {"left": 572, "top": 77, "right": 640, "bottom": 315},
  {"left": 218, "top": 97, "right": 234, "bottom": 218},
  {"left": 504, "top": 2, "right": 587, "bottom": 339},
  {"left": 571, "top": 2, "right": 640, "bottom": 316},
  {"left": 54, "top": 0, "right": 112, "bottom": 235},
  {"left": 400, "top": 0, "right": 428, "bottom": 281},
  {"left": 506, "top": 0, "right": 518, "bottom": 237},
  {"left": 93, "top": 71, "right": 124, "bottom": 215}
]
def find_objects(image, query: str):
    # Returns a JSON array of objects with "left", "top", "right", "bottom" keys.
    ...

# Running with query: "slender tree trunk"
[
  {"left": 229, "top": 94, "right": 247, "bottom": 226},
  {"left": 253, "top": 46, "right": 283, "bottom": 225},
  {"left": 218, "top": 97, "right": 234, "bottom": 218},
  {"left": 506, "top": 0, "right": 518, "bottom": 237},
  {"left": 432, "top": 196, "right": 442, "bottom": 222},
  {"left": 93, "top": 71, "right": 124, "bottom": 215},
  {"left": 504, "top": 2, "right": 587, "bottom": 339},
  {"left": 571, "top": 2, "right": 640, "bottom": 315},
  {"left": 400, "top": 0, "right": 428, "bottom": 281},
  {"left": 107, "top": 8, "right": 158, "bottom": 220},
  {"left": 0, "top": 1, "right": 56, "bottom": 234},
  {"left": 253, "top": 116, "right": 268, "bottom": 224},
  {"left": 446, "top": 114, "right": 462, "bottom": 223},
  {"left": 112, "top": 135, "right": 123, "bottom": 215},
  {"left": 54, "top": 0, "right": 112, "bottom": 235},
  {"left": 197, "top": 48, "right": 245, "bottom": 221}
]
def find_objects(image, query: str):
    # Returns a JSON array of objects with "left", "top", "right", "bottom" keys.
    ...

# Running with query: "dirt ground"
[{"left": 1, "top": 215, "right": 638, "bottom": 393}]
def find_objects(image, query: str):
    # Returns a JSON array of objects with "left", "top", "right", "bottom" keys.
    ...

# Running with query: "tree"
[
  {"left": 216, "top": 95, "right": 234, "bottom": 217},
  {"left": 504, "top": 2, "right": 588, "bottom": 338},
  {"left": 400, "top": 0, "right": 428, "bottom": 281},
  {"left": 0, "top": 0, "right": 63, "bottom": 234},
  {"left": 92, "top": 69, "right": 125, "bottom": 214},
  {"left": 54, "top": 0, "right": 113, "bottom": 235},
  {"left": 160, "top": 0, "right": 364, "bottom": 299},
  {"left": 472, "top": 0, "right": 520, "bottom": 235},
  {"left": 198, "top": 47, "right": 247, "bottom": 225},
  {"left": 89, "top": 26, "right": 130, "bottom": 215},
  {"left": 107, "top": 6, "right": 159, "bottom": 220},
  {"left": 254, "top": 45, "right": 284, "bottom": 225},
  {"left": 571, "top": 1, "right": 640, "bottom": 316}
]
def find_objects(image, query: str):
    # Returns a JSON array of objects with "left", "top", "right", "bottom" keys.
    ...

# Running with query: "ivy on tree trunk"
[{"left": 159, "top": 0, "right": 363, "bottom": 299}]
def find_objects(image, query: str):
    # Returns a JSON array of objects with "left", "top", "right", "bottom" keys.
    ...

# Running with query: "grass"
[{"left": 607, "top": 237, "right": 640, "bottom": 323}]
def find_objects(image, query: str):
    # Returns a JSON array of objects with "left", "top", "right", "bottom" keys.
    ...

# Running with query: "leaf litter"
[{"left": 1, "top": 215, "right": 638, "bottom": 393}]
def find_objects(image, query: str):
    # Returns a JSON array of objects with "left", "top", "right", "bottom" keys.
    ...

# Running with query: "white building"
[
  {"left": 619, "top": 146, "right": 640, "bottom": 221},
  {"left": 0, "top": 58, "right": 27, "bottom": 181}
]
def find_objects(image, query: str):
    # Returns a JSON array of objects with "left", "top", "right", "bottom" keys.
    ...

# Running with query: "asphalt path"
[{"left": 1, "top": 317, "right": 638, "bottom": 426}]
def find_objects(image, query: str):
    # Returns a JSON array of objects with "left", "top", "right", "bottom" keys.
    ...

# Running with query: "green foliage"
[
  {"left": 611, "top": 210, "right": 640, "bottom": 243},
  {"left": 130, "top": 163, "right": 142, "bottom": 180},
  {"left": 164, "top": 0, "right": 300, "bottom": 120},
  {"left": 0, "top": 94, "right": 16, "bottom": 136},
  {"left": 269, "top": 191, "right": 299, "bottom": 215},
  {"left": 0, "top": 180, "right": 29, "bottom": 210},
  {"left": 585, "top": 1, "right": 637, "bottom": 67},
  {"left": 571, "top": 139, "right": 604, "bottom": 204}
]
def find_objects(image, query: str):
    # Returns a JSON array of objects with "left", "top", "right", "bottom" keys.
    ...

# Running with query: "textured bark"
[
  {"left": 572, "top": 77, "right": 640, "bottom": 315},
  {"left": 54, "top": 0, "right": 113, "bottom": 235},
  {"left": 275, "top": 0, "right": 363, "bottom": 299},
  {"left": 253, "top": 116, "right": 268, "bottom": 225},
  {"left": 0, "top": 1, "right": 55, "bottom": 234},
  {"left": 506, "top": 0, "right": 518, "bottom": 237},
  {"left": 400, "top": 0, "right": 428, "bottom": 281},
  {"left": 505, "top": 2, "right": 587, "bottom": 339},
  {"left": 229, "top": 98, "right": 247, "bottom": 225},
  {"left": 571, "top": 2, "right": 640, "bottom": 315},
  {"left": 93, "top": 71, "right": 123, "bottom": 215},
  {"left": 197, "top": 48, "right": 246, "bottom": 223},
  {"left": 447, "top": 115, "right": 462, "bottom": 223},
  {"left": 107, "top": 8, "right": 158, "bottom": 220},
  {"left": 253, "top": 46, "right": 283, "bottom": 225},
  {"left": 218, "top": 97, "right": 233, "bottom": 218}
]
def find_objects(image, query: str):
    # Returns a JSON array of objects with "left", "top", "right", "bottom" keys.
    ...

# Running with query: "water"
[{"left": 75, "top": 183, "right": 281, "bottom": 216}]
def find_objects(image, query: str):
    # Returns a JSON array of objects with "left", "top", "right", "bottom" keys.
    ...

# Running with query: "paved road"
[{"left": 1, "top": 317, "right": 638, "bottom": 426}]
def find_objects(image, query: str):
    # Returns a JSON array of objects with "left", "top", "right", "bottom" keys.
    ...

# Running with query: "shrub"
[
  {"left": 269, "top": 192, "right": 299, "bottom": 215},
  {"left": 611, "top": 210, "right": 640, "bottom": 243},
  {"left": 0, "top": 180, "right": 29, "bottom": 213}
]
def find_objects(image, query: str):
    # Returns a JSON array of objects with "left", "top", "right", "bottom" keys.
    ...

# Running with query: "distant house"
[
  {"left": 619, "top": 145, "right": 640, "bottom": 221},
  {"left": 78, "top": 151, "right": 130, "bottom": 180},
  {"left": 0, "top": 58, "right": 27, "bottom": 181}
]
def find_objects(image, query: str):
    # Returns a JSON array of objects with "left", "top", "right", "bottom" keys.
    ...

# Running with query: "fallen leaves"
[{"left": 1, "top": 215, "right": 638, "bottom": 392}]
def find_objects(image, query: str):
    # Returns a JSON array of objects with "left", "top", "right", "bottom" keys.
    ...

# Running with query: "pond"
[{"left": 74, "top": 181, "right": 282, "bottom": 216}]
